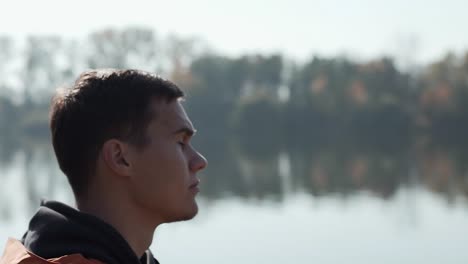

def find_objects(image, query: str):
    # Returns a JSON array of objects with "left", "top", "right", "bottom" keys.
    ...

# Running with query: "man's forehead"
[{"left": 151, "top": 100, "right": 194, "bottom": 131}]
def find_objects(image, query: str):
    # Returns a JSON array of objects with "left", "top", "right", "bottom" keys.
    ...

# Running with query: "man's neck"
[{"left": 77, "top": 194, "right": 157, "bottom": 258}]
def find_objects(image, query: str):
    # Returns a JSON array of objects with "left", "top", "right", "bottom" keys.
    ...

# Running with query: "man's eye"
[{"left": 178, "top": 141, "right": 186, "bottom": 147}]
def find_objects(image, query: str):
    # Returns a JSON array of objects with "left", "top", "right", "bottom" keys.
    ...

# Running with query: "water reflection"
[{"left": 1, "top": 136, "right": 467, "bottom": 221}]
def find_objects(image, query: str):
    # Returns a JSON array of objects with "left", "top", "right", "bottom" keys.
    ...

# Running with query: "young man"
[{"left": 0, "top": 69, "right": 207, "bottom": 264}]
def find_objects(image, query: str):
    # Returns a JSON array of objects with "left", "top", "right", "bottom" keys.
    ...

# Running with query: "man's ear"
[{"left": 101, "top": 139, "right": 132, "bottom": 177}]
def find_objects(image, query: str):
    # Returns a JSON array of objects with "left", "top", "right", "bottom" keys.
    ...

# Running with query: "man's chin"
[
  {"left": 181, "top": 205, "right": 199, "bottom": 221},
  {"left": 167, "top": 205, "right": 199, "bottom": 223}
]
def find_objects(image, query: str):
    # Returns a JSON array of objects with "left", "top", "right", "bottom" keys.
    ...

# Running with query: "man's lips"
[{"left": 189, "top": 178, "right": 200, "bottom": 192}]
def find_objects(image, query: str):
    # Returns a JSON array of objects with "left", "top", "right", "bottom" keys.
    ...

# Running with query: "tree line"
[
  {"left": 0, "top": 27, "right": 467, "bottom": 146},
  {"left": 1, "top": 27, "right": 468, "bottom": 206}
]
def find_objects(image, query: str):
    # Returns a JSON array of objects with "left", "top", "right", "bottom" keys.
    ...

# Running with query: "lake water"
[{"left": 0, "top": 142, "right": 467, "bottom": 264}]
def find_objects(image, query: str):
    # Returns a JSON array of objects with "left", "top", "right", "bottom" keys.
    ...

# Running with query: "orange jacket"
[{"left": 0, "top": 238, "right": 104, "bottom": 264}]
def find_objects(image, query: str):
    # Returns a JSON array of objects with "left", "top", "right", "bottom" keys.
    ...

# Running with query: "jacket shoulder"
[{"left": 1, "top": 238, "right": 104, "bottom": 264}]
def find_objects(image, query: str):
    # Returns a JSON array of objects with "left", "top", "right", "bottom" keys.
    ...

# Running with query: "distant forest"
[
  {"left": 1, "top": 27, "right": 468, "bottom": 204},
  {"left": 1, "top": 27, "right": 468, "bottom": 148}
]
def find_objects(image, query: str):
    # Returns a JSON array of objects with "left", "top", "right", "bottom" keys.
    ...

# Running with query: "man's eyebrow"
[{"left": 172, "top": 126, "right": 197, "bottom": 137}]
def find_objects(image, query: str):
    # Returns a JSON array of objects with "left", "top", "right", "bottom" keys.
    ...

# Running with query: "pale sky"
[{"left": 0, "top": 0, "right": 466, "bottom": 65}]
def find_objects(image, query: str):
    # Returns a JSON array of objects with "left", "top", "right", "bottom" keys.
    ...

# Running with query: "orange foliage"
[
  {"left": 349, "top": 80, "right": 368, "bottom": 104},
  {"left": 309, "top": 74, "right": 328, "bottom": 95}
]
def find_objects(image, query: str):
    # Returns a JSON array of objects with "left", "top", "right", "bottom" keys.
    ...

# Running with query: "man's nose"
[{"left": 190, "top": 150, "right": 208, "bottom": 173}]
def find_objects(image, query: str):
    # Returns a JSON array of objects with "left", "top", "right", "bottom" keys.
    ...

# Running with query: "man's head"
[{"left": 50, "top": 69, "right": 207, "bottom": 223}]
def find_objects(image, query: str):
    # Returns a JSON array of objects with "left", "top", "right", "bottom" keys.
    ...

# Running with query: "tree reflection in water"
[{"left": 0, "top": 136, "right": 467, "bottom": 222}]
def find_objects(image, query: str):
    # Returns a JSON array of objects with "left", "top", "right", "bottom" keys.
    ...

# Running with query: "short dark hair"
[{"left": 50, "top": 69, "right": 184, "bottom": 197}]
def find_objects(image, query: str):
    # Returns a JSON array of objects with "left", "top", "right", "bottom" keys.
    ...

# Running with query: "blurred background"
[{"left": 1, "top": 0, "right": 467, "bottom": 263}]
